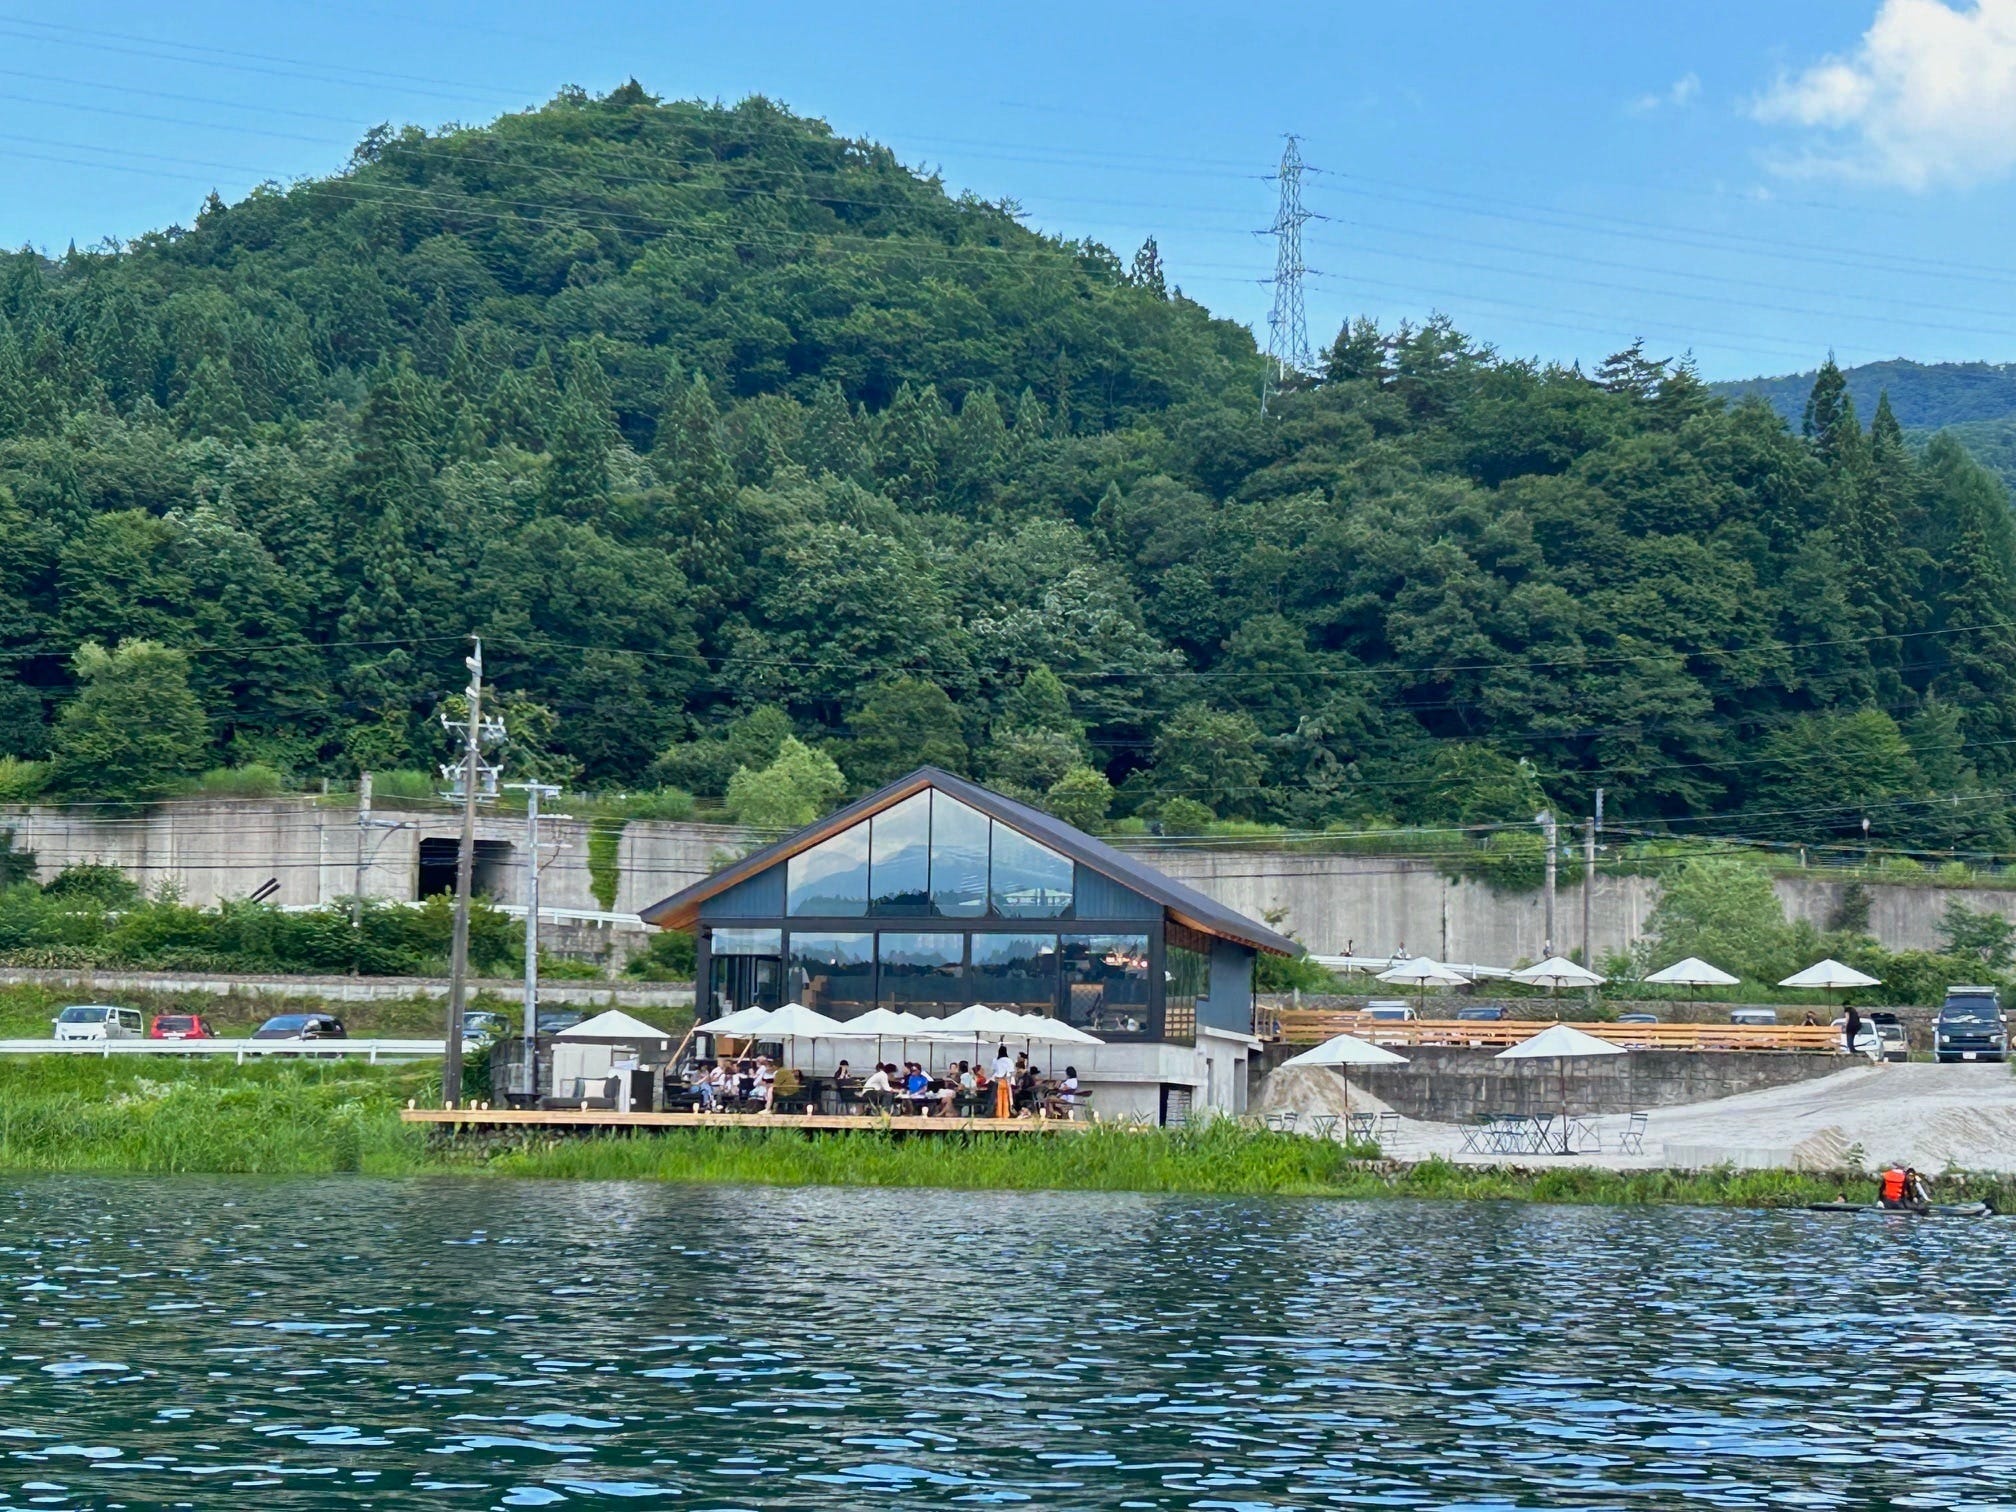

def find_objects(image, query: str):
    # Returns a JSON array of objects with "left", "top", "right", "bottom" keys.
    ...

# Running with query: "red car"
[{"left": 148, "top": 1014, "right": 217, "bottom": 1040}]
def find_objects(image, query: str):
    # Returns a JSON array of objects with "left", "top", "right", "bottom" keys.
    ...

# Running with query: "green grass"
[
  {"left": 0, "top": 1056, "right": 2009, "bottom": 1210},
  {"left": 0, "top": 983, "right": 497, "bottom": 1040}
]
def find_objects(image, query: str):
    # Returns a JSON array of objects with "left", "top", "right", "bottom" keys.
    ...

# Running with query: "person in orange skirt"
[{"left": 992, "top": 1043, "right": 1014, "bottom": 1118}]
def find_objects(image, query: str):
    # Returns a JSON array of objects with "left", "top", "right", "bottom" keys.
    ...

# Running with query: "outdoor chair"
[
  {"left": 1618, "top": 1112, "right": 1649, "bottom": 1156},
  {"left": 1375, "top": 1111, "right": 1399, "bottom": 1143},
  {"left": 1457, "top": 1118, "right": 1487, "bottom": 1155},
  {"left": 1346, "top": 1112, "right": 1375, "bottom": 1143},
  {"left": 1310, "top": 1113, "right": 1338, "bottom": 1140}
]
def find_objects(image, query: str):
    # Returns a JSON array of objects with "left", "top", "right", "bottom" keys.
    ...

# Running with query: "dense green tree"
[
  {"left": 724, "top": 735, "right": 845, "bottom": 829},
  {"left": 47, "top": 640, "right": 209, "bottom": 800},
  {"left": 842, "top": 678, "right": 969, "bottom": 786},
  {"left": 1640, "top": 856, "right": 1793, "bottom": 985}
]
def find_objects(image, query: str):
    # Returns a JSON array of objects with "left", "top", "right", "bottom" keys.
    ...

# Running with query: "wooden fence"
[{"left": 1267, "top": 1012, "right": 1843, "bottom": 1054}]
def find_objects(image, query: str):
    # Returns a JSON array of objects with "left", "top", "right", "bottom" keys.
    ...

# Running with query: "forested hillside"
[
  {"left": 6, "top": 85, "right": 2016, "bottom": 856},
  {"left": 1715, "top": 359, "right": 2016, "bottom": 431}
]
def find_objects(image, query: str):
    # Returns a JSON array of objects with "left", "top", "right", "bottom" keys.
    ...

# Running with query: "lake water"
[{"left": 1, "top": 1178, "right": 2013, "bottom": 1509}]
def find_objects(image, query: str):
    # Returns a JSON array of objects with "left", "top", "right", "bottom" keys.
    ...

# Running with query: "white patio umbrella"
[
  {"left": 1644, "top": 955, "right": 1740, "bottom": 1016},
  {"left": 760, "top": 1002, "right": 857, "bottom": 1068},
  {"left": 1279, "top": 1032, "right": 1410, "bottom": 1121},
  {"left": 1779, "top": 959, "right": 1881, "bottom": 991},
  {"left": 1645, "top": 957, "right": 1739, "bottom": 988},
  {"left": 1510, "top": 955, "right": 1605, "bottom": 1014},
  {"left": 693, "top": 1005, "right": 773, "bottom": 1038},
  {"left": 1779, "top": 958, "right": 1882, "bottom": 1028},
  {"left": 1376, "top": 956, "right": 1471, "bottom": 1014},
  {"left": 1495, "top": 1022, "right": 1627, "bottom": 1152}
]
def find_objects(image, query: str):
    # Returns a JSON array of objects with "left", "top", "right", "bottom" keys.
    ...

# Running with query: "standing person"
[
  {"left": 992, "top": 1044, "right": 1014, "bottom": 1119},
  {"left": 1057, "top": 1066, "right": 1081, "bottom": 1119},
  {"left": 1843, "top": 1002, "right": 1863, "bottom": 1056}
]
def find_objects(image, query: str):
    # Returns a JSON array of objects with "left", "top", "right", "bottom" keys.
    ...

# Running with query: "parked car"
[
  {"left": 462, "top": 1010, "right": 511, "bottom": 1043},
  {"left": 1454, "top": 1005, "right": 1507, "bottom": 1022},
  {"left": 1829, "top": 1015, "right": 1884, "bottom": 1060},
  {"left": 251, "top": 1013, "right": 347, "bottom": 1041},
  {"left": 1616, "top": 1012, "right": 1660, "bottom": 1025},
  {"left": 536, "top": 1009, "right": 586, "bottom": 1035},
  {"left": 147, "top": 1014, "right": 217, "bottom": 1040},
  {"left": 1729, "top": 1007, "right": 1778, "bottom": 1027},
  {"left": 52, "top": 1004, "right": 143, "bottom": 1042},
  {"left": 1868, "top": 1011, "right": 1908, "bottom": 1063},
  {"left": 1936, "top": 986, "right": 2008, "bottom": 1063}
]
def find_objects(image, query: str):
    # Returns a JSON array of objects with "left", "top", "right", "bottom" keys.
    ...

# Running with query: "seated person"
[
  {"left": 689, "top": 1062, "right": 718, "bottom": 1111},
  {"left": 1055, "top": 1066, "right": 1081, "bottom": 1117},
  {"left": 755, "top": 1056, "right": 778, "bottom": 1111},
  {"left": 735, "top": 1059, "right": 757, "bottom": 1106},
  {"left": 904, "top": 1063, "right": 929, "bottom": 1102},
  {"left": 957, "top": 1061, "right": 977, "bottom": 1098},
  {"left": 860, "top": 1062, "right": 893, "bottom": 1110},
  {"left": 1015, "top": 1065, "right": 1041, "bottom": 1114},
  {"left": 1878, "top": 1164, "right": 1930, "bottom": 1210},
  {"left": 933, "top": 1074, "right": 959, "bottom": 1118}
]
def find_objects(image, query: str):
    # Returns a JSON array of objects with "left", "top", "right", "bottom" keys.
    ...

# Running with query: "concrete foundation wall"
[
  {"left": 1255, "top": 1043, "right": 1856, "bottom": 1120},
  {"left": 10, "top": 799, "right": 2016, "bottom": 977}
]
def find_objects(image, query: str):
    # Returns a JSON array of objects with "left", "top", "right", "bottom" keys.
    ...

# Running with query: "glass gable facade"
[
  {"left": 697, "top": 782, "right": 1256, "bottom": 1045},
  {"left": 787, "top": 790, "right": 1074, "bottom": 923}
]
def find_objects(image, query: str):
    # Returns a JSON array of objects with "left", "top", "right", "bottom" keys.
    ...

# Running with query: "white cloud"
[
  {"left": 1630, "top": 72, "right": 1702, "bottom": 113},
  {"left": 1754, "top": 0, "right": 2016, "bottom": 188}
]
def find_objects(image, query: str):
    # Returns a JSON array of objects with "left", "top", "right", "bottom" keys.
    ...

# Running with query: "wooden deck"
[{"left": 401, "top": 1108, "right": 1091, "bottom": 1134}]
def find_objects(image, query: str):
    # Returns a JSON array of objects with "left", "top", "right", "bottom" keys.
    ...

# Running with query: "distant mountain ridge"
[{"left": 1714, "top": 359, "right": 2016, "bottom": 431}]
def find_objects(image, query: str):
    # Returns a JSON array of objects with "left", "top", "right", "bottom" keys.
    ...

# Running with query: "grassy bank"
[
  {"left": 0, "top": 1058, "right": 2010, "bottom": 1211},
  {"left": 0, "top": 982, "right": 520, "bottom": 1039}
]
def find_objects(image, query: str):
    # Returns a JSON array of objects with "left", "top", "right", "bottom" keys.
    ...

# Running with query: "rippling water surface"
[{"left": 1, "top": 1177, "right": 2013, "bottom": 1508}]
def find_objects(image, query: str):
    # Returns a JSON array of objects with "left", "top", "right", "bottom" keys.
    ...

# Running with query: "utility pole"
[
  {"left": 1536, "top": 809, "right": 1558, "bottom": 958},
  {"left": 1261, "top": 134, "right": 1315, "bottom": 413},
  {"left": 1582, "top": 786, "right": 1603, "bottom": 968},
  {"left": 439, "top": 639, "right": 504, "bottom": 1107},
  {"left": 353, "top": 771, "right": 372, "bottom": 933},
  {"left": 506, "top": 780, "right": 562, "bottom": 1102}
]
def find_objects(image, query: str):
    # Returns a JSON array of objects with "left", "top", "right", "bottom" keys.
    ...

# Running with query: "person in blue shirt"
[{"left": 904, "top": 1063, "right": 929, "bottom": 1099}]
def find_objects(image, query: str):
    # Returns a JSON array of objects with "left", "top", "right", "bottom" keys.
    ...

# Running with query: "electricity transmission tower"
[{"left": 1262, "top": 134, "right": 1314, "bottom": 410}]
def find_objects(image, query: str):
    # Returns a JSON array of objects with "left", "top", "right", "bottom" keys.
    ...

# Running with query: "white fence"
[{"left": 0, "top": 1039, "right": 446, "bottom": 1063}]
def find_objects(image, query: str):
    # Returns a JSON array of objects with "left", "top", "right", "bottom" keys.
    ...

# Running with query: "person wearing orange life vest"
[{"left": 1879, "top": 1165, "right": 1930, "bottom": 1211}]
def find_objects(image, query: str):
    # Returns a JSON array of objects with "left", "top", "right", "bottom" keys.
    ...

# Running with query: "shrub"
[
  {"left": 610, "top": 787, "right": 695, "bottom": 822},
  {"left": 41, "top": 864, "right": 140, "bottom": 906},
  {"left": 0, "top": 757, "right": 49, "bottom": 803},
  {"left": 197, "top": 763, "right": 284, "bottom": 798},
  {"left": 370, "top": 769, "right": 441, "bottom": 804},
  {"left": 627, "top": 928, "right": 696, "bottom": 980}
]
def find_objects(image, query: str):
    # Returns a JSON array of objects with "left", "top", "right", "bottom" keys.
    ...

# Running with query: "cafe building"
[{"left": 639, "top": 767, "right": 1300, "bottom": 1123}]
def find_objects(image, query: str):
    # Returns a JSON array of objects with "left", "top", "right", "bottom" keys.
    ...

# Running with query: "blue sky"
[{"left": 4, "top": 0, "right": 2014, "bottom": 380}]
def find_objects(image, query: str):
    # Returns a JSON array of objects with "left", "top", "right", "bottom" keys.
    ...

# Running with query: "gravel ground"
[{"left": 1260, "top": 1061, "right": 2016, "bottom": 1175}]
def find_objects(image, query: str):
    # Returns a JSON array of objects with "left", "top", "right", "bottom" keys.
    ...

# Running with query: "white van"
[{"left": 52, "top": 1005, "right": 144, "bottom": 1042}]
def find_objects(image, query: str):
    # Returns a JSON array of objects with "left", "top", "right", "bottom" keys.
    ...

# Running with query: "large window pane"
[
  {"left": 787, "top": 822, "right": 870, "bottom": 916},
  {"left": 989, "top": 826, "right": 1074, "bottom": 919},
  {"left": 970, "top": 933, "right": 1059, "bottom": 1014},
  {"left": 878, "top": 932, "right": 967, "bottom": 1016},
  {"left": 707, "top": 928, "right": 783, "bottom": 1019},
  {"left": 868, "top": 791, "right": 931, "bottom": 915},
  {"left": 928, "top": 793, "right": 990, "bottom": 917},
  {"left": 788, "top": 931, "right": 875, "bottom": 1018},
  {"left": 1061, "top": 933, "right": 1152, "bottom": 1037}
]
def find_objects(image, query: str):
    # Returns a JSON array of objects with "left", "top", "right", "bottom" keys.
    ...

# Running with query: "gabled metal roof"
[{"left": 638, "top": 766, "right": 1301, "bottom": 956}]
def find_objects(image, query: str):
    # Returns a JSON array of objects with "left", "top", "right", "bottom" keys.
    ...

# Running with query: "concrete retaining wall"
[
  {"left": 1254, "top": 1043, "right": 1856, "bottom": 1119},
  {"left": 8, "top": 798, "right": 2016, "bottom": 979}
]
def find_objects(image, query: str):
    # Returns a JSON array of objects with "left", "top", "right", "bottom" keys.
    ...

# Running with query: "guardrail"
[
  {"left": 0, "top": 1039, "right": 446, "bottom": 1063},
  {"left": 1268, "top": 1013, "right": 1843, "bottom": 1053}
]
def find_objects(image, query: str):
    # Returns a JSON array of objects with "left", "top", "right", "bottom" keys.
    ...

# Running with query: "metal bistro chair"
[
  {"left": 1375, "top": 1110, "right": 1399, "bottom": 1144},
  {"left": 1618, "top": 1112, "right": 1649, "bottom": 1156},
  {"left": 1457, "top": 1117, "right": 1488, "bottom": 1155},
  {"left": 1346, "top": 1111, "right": 1376, "bottom": 1145},
  {"left": 1310, "top": 1113, "right": 1339, "bottom": 1141}
]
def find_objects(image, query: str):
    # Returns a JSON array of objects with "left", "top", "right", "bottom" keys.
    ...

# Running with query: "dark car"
[
  {"left": 1936, "top": 987, "right": 2007, "bottom": 1063},
  {"left": 1455, "top": 1005, "right": 1507, "bottom": 1022},
  {"left": 535, "top": 1009, "right": 586, "bottom": 1035},
  {"left": 252, "top": 1012, "right": 347, "bottom": 1041},
  {"left": 148, "top": 1014, "right": 217, "bottom": 1040}
]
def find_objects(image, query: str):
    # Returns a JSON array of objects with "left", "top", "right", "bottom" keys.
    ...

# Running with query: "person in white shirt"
[
  {"left": 755, "top": 1057, "right": 777, "bottom": 1111},
  {"left": 861, "top": 1063, "right": 893, "bottom": 1112}
]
